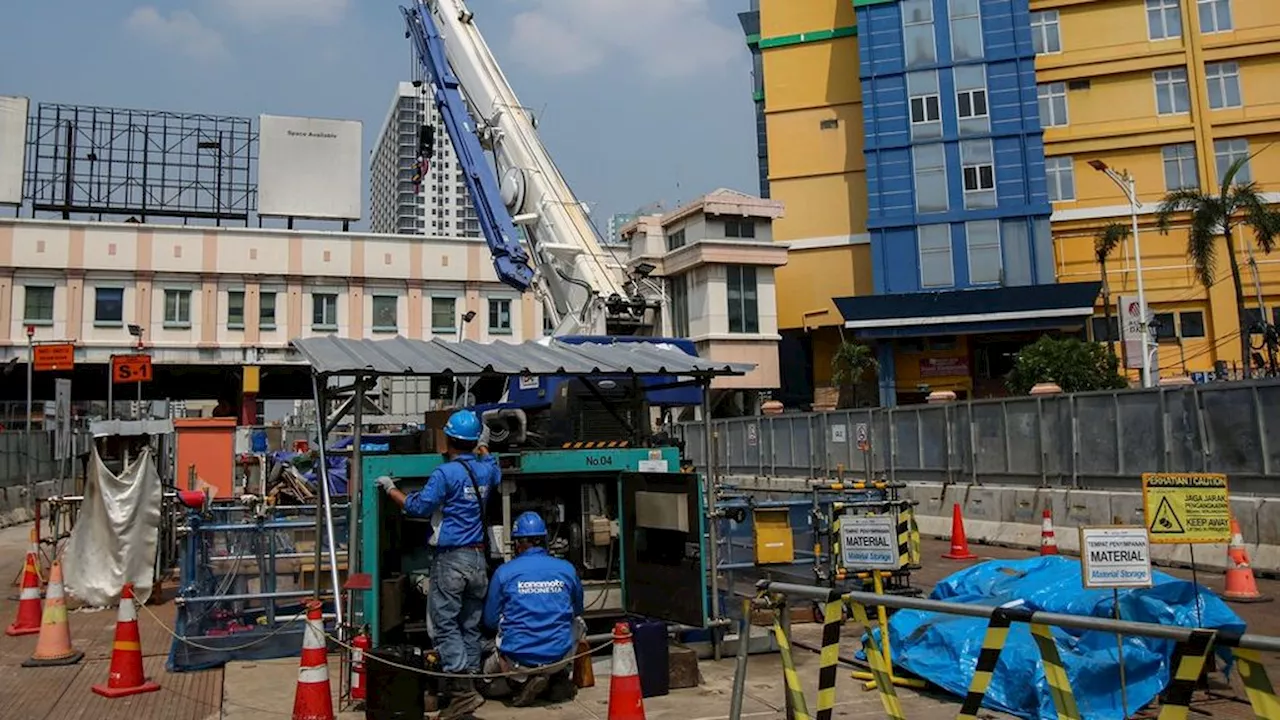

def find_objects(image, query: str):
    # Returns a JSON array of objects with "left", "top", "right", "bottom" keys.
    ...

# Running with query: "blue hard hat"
[
  {"left": 512, "top": 511, "right": 547, "bottom": 539},
  {"left": 444, "top": 409, "right": 482, "bottom": 441}
]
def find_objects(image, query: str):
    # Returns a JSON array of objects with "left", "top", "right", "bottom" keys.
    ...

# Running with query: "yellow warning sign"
[{"left": 1141, "top": 473, "right": 1231, "bottom": 545}]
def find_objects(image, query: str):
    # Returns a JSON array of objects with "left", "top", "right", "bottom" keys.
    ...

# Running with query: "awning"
[{"left": 834, "top": 282, "right": 1102, "bottom": 339}]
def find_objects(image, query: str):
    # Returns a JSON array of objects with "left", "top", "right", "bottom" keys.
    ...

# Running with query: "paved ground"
[{"left": 1, "top": 522, "right": 1279, "bottom": 719}]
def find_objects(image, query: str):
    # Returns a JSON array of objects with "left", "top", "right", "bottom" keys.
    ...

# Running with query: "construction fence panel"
[{"left": 683, "top": 379, "right": 1280, "bottom": 492}]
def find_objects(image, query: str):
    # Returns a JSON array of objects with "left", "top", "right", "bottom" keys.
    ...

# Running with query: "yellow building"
[{"left": 1040, "top": 0, "right": 1280, "bottom": 377}]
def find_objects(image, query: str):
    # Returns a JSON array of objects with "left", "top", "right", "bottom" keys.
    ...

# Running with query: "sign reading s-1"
[{"left": 111, "top": 354, "right": 153, "bottom": 384}]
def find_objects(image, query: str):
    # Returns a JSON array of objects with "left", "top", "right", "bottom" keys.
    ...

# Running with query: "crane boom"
[{"left": 402, "top": 0, "right": 656, "bottom": 335}]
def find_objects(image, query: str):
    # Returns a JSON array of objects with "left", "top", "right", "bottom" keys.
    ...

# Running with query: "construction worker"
[
  {"left": 479, "top": 511, "right": 585, "bottom": 706},
  {"left": 376, "top": 409, "right": 499, "bottom": 720}
]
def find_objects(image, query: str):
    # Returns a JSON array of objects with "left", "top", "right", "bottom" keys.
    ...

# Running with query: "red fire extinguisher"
[{"left": 351, "top": 627, "right": 371, "bottom": 701}]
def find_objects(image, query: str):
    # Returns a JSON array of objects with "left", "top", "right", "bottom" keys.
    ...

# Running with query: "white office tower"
[{"left": 369, "top": 81, "right": 480, "bottom": 238}]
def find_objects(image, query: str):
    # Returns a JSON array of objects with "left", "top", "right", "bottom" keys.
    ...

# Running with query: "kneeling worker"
[{"left": 481, "top": 511, "right": 585, "bottom": 706}]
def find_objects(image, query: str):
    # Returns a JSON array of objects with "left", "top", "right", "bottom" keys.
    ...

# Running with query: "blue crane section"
[{"left": 401, "top": 1, "right": 535, "bottom": 292}]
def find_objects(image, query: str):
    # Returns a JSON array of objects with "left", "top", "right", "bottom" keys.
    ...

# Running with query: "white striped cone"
[
  {"left": 1040, "top": 509, "right": 1059, "bottom": 555},
  {"left": 292, "top": 603, "right": 334, "bottom": 720}
]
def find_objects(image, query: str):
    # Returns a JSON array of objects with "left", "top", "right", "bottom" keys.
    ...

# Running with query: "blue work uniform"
[
  {"left": 402, "top": 454, "right": 501, "bottom": 673},
  {"left": 482, "top": 547, "right": 584, "bottom": 668}
]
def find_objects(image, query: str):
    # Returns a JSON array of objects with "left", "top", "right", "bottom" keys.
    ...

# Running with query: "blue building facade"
[{"left": 839, "top": 0, "right": 1098, "bottom": 405}]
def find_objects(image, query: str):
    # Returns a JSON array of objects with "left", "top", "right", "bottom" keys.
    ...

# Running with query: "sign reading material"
[
  {"left": 111, "top": 354, "right": 153, "bottom": 384},
  {"left": 839, "top": 515, "right": 900, "bottom": 570},
  {"left": 1079, "top": 526, "right": 1153, "bottom": 588},
  {"left": 1141, "top": 473, "right": 1231, "bottom": 544}
]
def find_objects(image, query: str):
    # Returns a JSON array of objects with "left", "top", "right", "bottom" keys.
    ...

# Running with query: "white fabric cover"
[{"left": 64, "top": 446, "right": 162, "bottom": 606}]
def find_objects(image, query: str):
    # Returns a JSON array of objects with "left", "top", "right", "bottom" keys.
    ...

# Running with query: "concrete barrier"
[{"left": 723, "top": 475, "right": 1280, "bottom": 577}]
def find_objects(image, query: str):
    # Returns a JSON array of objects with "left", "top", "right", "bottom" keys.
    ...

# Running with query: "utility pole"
[{"left": 25, "top": 325, "right": 34, "bottom": 500}]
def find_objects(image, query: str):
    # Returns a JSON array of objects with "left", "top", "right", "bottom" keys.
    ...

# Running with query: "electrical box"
[{"left": 752, "top": 508, "right": 795, "bottom": 565}]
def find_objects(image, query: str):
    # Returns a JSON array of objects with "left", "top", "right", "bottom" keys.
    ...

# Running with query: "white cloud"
[
  {"left": 126, "top": 6, "right": 227, "bottom": 61},
  {"left": 504, "top": 0, "right": 741, "bottom": 81},
  {"left": 219, "top": 0, "right": 350, "bottom": 26}
]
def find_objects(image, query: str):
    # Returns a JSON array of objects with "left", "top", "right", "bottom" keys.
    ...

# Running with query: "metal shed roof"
[{"left": 290, "top": 336, "right": 756, "bottom": 378}]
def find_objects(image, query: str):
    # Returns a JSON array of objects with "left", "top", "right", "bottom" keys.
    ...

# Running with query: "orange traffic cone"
[
  {"left": 1223, "top": 528, "right": 1272, "bottom": 604},
  {"left": 941, "top": 503, "right": 978, "bottom": 560},
  {"left": 6, "top": 548, "right": 43, "bottom": 636},
  {"left": 1040, "top": 509, "right": 1059, "bottom": 556},
  {"left": 92, "top": 583, "right": 161, "bottom": 698},
  {"left": 292, "top": 600, "right": 335, "bottom": 720},
  {"left": 23, "top": 559, "right": 83, "bottom": 667},
  {"left": 606, "top": 622, "right": 645, "bottom": 720}
]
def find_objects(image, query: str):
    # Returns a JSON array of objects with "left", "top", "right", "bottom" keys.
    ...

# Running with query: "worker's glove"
[{"left": 375, "top": 475, "right": 398, "bottom": 492}]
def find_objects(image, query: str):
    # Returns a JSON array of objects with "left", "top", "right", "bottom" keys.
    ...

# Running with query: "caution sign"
[{"left": 1141, "top": 473, "right": 1231, "bottom": 545}]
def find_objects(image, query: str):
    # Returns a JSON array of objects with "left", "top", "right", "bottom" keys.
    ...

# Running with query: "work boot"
[
  {"left": 439, "top": 677, "right": 485, "bottom": 720},
  {"left": 511, "top": 673, "right": 549, "bottom": 707}
]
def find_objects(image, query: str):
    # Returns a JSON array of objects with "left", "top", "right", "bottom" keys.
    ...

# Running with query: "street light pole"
[
  {"left": 1090, "top": 161, "right": 1153, "bottom": 388},
  {"left": 25, "top": 325, "right": 34, "bottom": 500}
]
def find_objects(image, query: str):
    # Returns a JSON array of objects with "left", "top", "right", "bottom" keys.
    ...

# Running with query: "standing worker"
[{"left": 377, "top": 409, "right": 500, "bottom": 720}]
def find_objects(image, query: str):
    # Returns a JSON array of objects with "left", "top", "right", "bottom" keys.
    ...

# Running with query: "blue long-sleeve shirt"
[
  {"left": 482, "top": 547, "right": 583, "bottom": 668},
  {"left": 401, "top": 455, "right": 501, "bottom": 548}
]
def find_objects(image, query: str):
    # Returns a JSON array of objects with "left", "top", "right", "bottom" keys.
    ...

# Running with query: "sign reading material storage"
[
  {"left": 1141, "top": 473, "right": 1231, "bottom": 544},
  {"left": 1079, "top": 526, "right": 1153, "bottom": 588},
  {"left": 839, "top": 515, "right": 900, "bottom": 570}
]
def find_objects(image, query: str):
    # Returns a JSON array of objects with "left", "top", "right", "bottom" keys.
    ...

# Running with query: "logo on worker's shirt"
[{"left": 517, "top": 580, "right": 566, "bottom": 595}]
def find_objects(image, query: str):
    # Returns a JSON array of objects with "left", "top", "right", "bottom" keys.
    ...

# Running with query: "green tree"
[
  {"left": 1006, "top": 336, "right": 1128, "bottom": 395},
  {"left": 831, "top": 341, "right": 877, "bottom": 408},
  {"left": 1093, "top": 222, "right": 1129, "bottom": 358},
  {"left": 1155, "top": 153, "right": 1280, "bottom": 369}
]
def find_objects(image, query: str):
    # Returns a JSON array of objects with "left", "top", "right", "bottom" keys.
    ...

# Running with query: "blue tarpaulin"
[{"left": 865, "top": 556, "right": 1244, "bottom": 720}]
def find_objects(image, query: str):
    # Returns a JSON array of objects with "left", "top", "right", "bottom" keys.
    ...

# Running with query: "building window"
[
  {"left": 961, "top": 139, "right": 997, "bottom": 209},
  {"left": 907, "top": 70, "right": 942, "bottom": 141},
  {"left": 260, "top": 292, "right": 277, "bottom": 330},
  {"left": 956, "top": 88, "right": 988, "bottom": 120},
  {"left": 1146, "top": 0, "right": 1183, "bottom": 40},
  {"left": 1198, "top": 0, "right": 1232, "bottom": 33},
  {"left": 431, "top": 297, "right": 457, "bottom": 332},
  {"left": 372, "top": 295, "right": 398, "bottom": 332},
  {"left": 913, "top": 144, "right": 949, "bottom": 214},
  {"left": 1092, "top": 317, "right": 1120, "bottom": 342},
  {"left": 1046, "top": 156, "right": 1076, "bottom": 202},
  {"left": 725, "top": 218, "right": 756, "bottom": 238},
  {"left": 966, "top": 220, "right": 1002, "bottom": 285},
  {"left": 488, "top": 298, "right": 512, "bottom": 334},
  {"left": 227, "top": 291, "right": 245, "bottom": 329},
  {"left": 918, "top": 224, "right": 954, "bottom": 289},
  {"left": 164, "top": 289, "right": 192, "bottom": 326},
  {"left": 667, "top": 229, "right": 686, "bottom": 251},
  {"left": 95, "top": 288, "right": 124, "bottom": 325},
  {"left": 1162, "top": 143, "right": 1200, "bottom": 191},
  {"left": 1038, "top": 82, "right": 1069, "bottom": 127},
  {"left": 1205, "top": 61, "right": 1242, "bottom": 109},
  {"left": 901, "top": 0, "right": 936, "bottom": 67},
  {"left": 1180, "top": 311, "right": 1206, "bottom": 338},
  {"left": 1154, "top": 68, "right": 1191, "bottom": 115},
  {"left": 953, "top": 65, "right": 989, "bottom": 135},
  {"left": 668, "top": 275, "right": 690, "bottom": 338},
  {"left": 726, "top": 265, "right": 759, "bottom": 334},
  {"left": 22, "top": 286, "right": 54, "bottom": 324},
  {"left": 1214, "top": 138, "right": 1252, "bottom": 184},
  {"left": 948, "top": 0, "right": 983, "bottom": 61},
  {"left": 312, "top": 293, "right": 338, "bottom": 329},
  {"left": 1030, "top": 10, "right": 1061, "bottom": 54},
  {"left": 1150, "top": 312, "right": 1178, "bottom": 340}
]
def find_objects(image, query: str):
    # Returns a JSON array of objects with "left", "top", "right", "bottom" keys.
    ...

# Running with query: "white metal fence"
[{"left": 680, "top": 380, "right": 1280, "bottom": 494}]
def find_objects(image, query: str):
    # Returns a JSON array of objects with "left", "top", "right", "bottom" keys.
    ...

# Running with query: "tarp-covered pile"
[{"left": 868, "top": 556, "right": 1244, "bottom": 720}]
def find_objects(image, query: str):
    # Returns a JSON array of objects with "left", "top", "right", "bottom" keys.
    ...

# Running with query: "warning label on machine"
[{"left": 1141, "top": 473, "right": 1231, "bottom": 545}]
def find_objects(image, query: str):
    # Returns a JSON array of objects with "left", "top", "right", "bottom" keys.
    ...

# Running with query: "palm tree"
[
  {"left": 1093, "top": 222, "right": 1129, "bottom": 358},
  {"left": 1155, "top": 154, "right": 1280, "bottom": 371},
  {"left": 831, "top": 341, "right": 877, "bottom": 408}
]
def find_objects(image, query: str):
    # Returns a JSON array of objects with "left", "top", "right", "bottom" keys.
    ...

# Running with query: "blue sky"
[{"left": 0, "top": 0, "right": 759, "bottom": 230}]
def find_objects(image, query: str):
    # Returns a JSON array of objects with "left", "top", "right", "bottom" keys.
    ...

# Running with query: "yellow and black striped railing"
[{"left": 559, "top": 440, "right": 631, "bottom": 449}]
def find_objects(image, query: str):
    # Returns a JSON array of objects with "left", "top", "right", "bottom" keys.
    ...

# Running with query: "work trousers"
[
  {"left": 429, "top": 546, "right": 489, "bottom": 674},
  {"left": 481, "top": 618, "right": 586, "bottom": 697}
]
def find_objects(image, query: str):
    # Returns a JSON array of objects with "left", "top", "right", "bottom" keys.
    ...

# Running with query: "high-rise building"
[{"left": 369, "top": 82, "right": 481, "bottom": 238}]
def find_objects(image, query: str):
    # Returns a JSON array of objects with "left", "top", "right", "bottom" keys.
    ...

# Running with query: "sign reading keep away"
[
  {"left": 1079, "top": 526, "right": 1153, "bottom": 588},
  {"left": 1141, "top": 473, "right": 1231, "bottom": 545},
  {"left": 839, "top": 515, "right": 900, "bottom": 571}
]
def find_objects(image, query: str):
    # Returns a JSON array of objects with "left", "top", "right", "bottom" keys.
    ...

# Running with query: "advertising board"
[
  {"left": 257, "top": 114, "right": 362, "bottom": 220},
  {"left": 0, "top": 96, "right": 28, "bottom": 206}
]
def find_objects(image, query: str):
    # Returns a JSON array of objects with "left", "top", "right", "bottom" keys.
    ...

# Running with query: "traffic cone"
[
  {"left": 941, "top": 503, "right": 978, "bottom": 560},
  {"left": 606, "top": 622, "right": 645, "bottom": 720},
  {"left": 1223, "top": 529, "right": 1272, "bottom": 604},
  {"left": 6, "top": 548, "right": 43, "bottom": 636},
  {"left": 1040, "top": 509, "right": 1059, "bottom": 556},
  {"left": 292, "top": 600, "right": 335, "bottom": 720},
  {"left": 91, "top": 583, "right": 161, "bottom": 698},
  {"left": 22, "top": 559, "right": 83, "bottom": 667}
]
